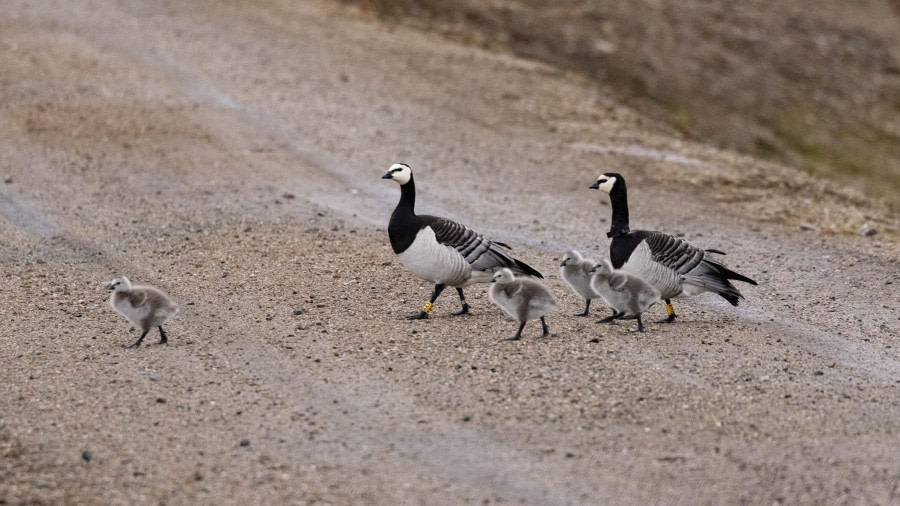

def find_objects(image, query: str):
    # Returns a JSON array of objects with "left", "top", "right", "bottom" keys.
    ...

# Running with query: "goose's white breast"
[
  {"left": 620, "top": 241, "right": 683, "bottom": 299},
  {"left": 397, "top": 227, "right": 470, "bottom": 286}
]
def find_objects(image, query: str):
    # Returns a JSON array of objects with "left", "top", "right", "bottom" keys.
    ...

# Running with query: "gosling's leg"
[
  {"left": 596, "top": 311, "right": 625, "bottom": 324},
  {"left": 156, "top": 326, "right": 169, "bottom": 345},
  {"left": 657, "top": 299, "right": 677, "bottom": 323},
  {"left": 539, "top": 316, "right": 551, "bottom": 337},
  {"left": 128, "top": 329, "right": 150, "bottom": 348},
  {"left": 505, "top": 322, "right": 527, "bottom": 341},
  {"left": 636, "top": 315, "right": 645, "bottom": 332},
  {"left": 574, "top": 299, "right": 591, "bottom": 317},
  {"left": 408, "top": 283, "right": 446, "bottom": 320},
  {"left": 451, "top": 287, "right": 470, "bottom": 316}
]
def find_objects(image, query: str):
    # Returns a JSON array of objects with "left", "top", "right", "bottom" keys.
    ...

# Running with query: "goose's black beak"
[
  {"left": 559, "top": 260, "right": 567, "bottom": 267},
  {"left": 589, "top": 181, "right": 600, "bottom": 190},
  {"left": 381, "top": 172, "right": 393, "bottom": 179}
]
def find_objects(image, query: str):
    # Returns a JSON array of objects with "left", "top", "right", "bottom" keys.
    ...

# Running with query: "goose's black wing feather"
[
  {"left": 424, "top": 216, "right": 543, "bottom": 278},
  {"left": 643, "top": 231, "right": 705, "bottom": 275}
]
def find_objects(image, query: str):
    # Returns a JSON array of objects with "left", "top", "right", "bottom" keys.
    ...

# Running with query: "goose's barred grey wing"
[
  {"left": 427, "top": 216, "right": 543, "bottom": 278},
  {"left": 642, "top": 231, "right": 757, "bottom": 306},
  {"left": 644, "top": 232, "right": 705, "bottom": 274}
]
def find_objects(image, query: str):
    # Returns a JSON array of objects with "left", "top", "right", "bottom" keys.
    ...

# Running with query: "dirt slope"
[
  {"left": 355, "top": 0, "right": 900, "bottom": 203},
  {"left": 0, "top": 0, "right": 898, "bottom": 504}
]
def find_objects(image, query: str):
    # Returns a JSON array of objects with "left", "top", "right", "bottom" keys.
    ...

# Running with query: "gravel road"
[{"left": 1, "top": 1, "right": 898, "bottom": 504}]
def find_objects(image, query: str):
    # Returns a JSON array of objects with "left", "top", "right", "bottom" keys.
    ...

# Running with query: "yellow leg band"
[
  {"left": 665, "top": 302, "right": 675, "bottom": 316},
  {"left": 423, "top": 302, "right": 434, "bottom": 314}
]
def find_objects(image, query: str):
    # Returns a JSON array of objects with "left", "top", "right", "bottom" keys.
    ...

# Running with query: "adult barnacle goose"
[
  {"left": 589, "top": 173, "right": 757, "bottom": 322},
  {"left": 383, "top": 163, "right": 543, "bottom": 319}
]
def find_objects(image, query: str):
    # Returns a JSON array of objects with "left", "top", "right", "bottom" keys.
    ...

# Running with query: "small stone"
[
  {"left": 799, "top": 222, "right": 817, "bottom": 231},
  {"left": 239, "top": 439, "right": 251, "bottom": 447},
  {"left": 156, "top": 397, "right": 167, "bottom": 403},
  {"left": 3, "top": 176, "right": 11, "bottom": 184},
  {"left": 282, "top": 193, "right": 295, "bottom": 199},
  {"left": 564, "top": 452, "right": 576, "bottom": 459},
  {"left": 81, "top": 451, "right": 92, "bottom": 462},
  {"left": 292, "top": 308, "right": 305, "bottom": 316},
  {"left": 857, "top": 224, "right": 877, "bottom": 236},
  {"left": 588, "top": 338, "right": 600, "bottom": 343},
  {"left": 149, "top": 374, "right": 162, "bottom": 382},
  {"left": 194, "top": 470, "right": 203, "bottom": 481},
  {"left": 813, "top": 370, "right": 824, "bottom": 376},
  {"left": 462, "top": 415, "right": 471, "bottom": 422}
]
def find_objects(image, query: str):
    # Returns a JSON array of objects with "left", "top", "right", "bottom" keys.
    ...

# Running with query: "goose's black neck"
[
  {"left": 388, "top": 175, "right": 419, "bottom": 254},
  {"left": 606, "top": 180, "right": 631, "bottom": 238},
  {"left": 395, "top": 175, "right": 416, "bottom": 216}
]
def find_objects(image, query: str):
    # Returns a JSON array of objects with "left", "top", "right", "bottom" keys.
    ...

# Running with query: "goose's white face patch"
[
  {"left": 386, "top": 163, "right": 412, "bottom": 185},
  {"left": 596, "top": 175, "right": 616, "bottom": 194}
]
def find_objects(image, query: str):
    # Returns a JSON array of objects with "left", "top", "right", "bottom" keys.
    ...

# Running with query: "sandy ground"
[{"left": 0, "top": 0, "right": 898, "bottom": 504}]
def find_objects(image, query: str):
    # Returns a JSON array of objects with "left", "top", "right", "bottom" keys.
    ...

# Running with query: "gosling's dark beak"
[
  {"left": 559, "top": 259, "right": 567, "bottom": 267},
  {"left": 382, "top": 171, "right": 393, "bottom": 179},
  {"left": 589, "top": 181, "right": 600, "bottom": 190}
]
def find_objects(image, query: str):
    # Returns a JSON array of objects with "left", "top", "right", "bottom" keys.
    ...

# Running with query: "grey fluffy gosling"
[
  {"left": 488, "top": 268, "right": 557, "bottom": 341},
  {"left": 106, "top": 276, "right": 178, "bottom": 348},
  {"left": 589, "top": 259, "right": 661, "bottom": 332},
  {"left": 559, "top": 249, "right": 601, "bottom": 316}
]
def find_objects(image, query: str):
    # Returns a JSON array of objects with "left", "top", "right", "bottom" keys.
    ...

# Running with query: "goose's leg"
[
  {"left": 407, "top": 283, "right": 446, "bottom": 320},
  {"left": 156, "top": 326, "right": 169, "bottom": 345},
  {"left": 574, "top": 299, "right": 591, "bottom": 317},
  {"left": 657, "top": 299, "right": 677, "bottom": 323},
  {"left": 505, "top": 322, "right": 527, "bottom": 341},
  {"left": 539, "top": 317, "right": 551, "bottom": 337},
  {"left": 127, "top": 329, "right": 149, "bottom": 348},
  {"left": 596, "top": 311, "right": 625, "bottom": 324},
  {"left": 451, "top": 287, "right": 470, "bottom": 316}
]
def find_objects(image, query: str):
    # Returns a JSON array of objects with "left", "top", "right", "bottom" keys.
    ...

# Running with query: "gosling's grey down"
[
  {"left": 106, "top": 276, "right": 178, "bottom": 348},
  {"left": 383, "top": 163, "right": 543, "bottom": 319},
  {"left": 589, "top": 259, "right": 661, "bottom": 332},
  {"left": 590, "top": 172, "right": 757, "bottom": 322},
  {"left": 488, "top": 268, "right": 557, "bottom": 341},
  {"left": 559, "top": 249, "right": 601, "bottom": 316}
]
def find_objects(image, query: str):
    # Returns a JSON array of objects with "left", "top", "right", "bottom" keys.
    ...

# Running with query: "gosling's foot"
[{"left": 451, "top": 304, "right": 471, "bottom": 316}]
